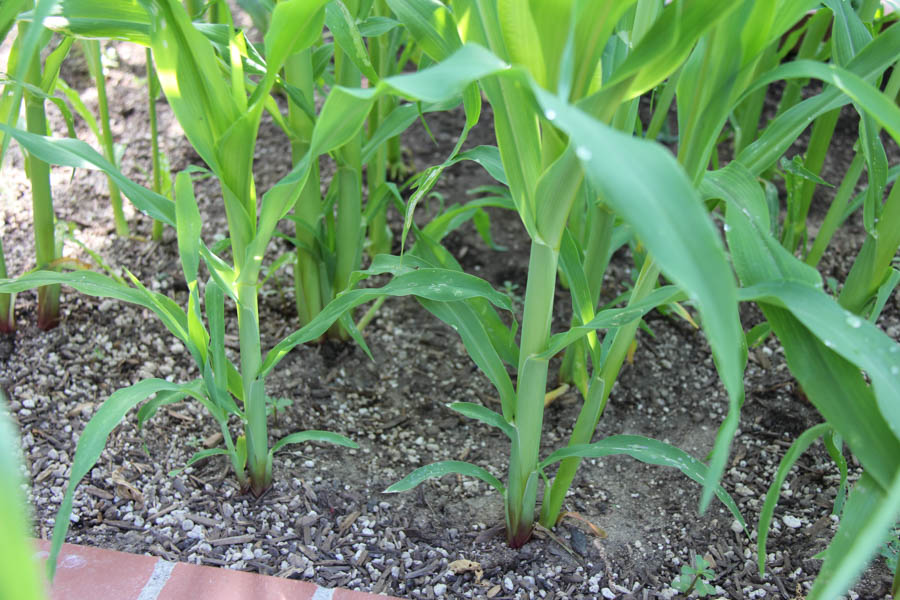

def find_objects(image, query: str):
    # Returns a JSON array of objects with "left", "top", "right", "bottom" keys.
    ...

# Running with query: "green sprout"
[{"left": 671, "top": 555, "right": 717, "bottom": 598}]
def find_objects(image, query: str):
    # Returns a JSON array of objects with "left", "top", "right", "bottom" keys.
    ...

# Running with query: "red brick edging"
[{"left": 34, "top": 540, "right": 403, "bottom": 600}]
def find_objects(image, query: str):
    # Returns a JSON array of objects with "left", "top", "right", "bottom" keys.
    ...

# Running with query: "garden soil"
[{"left": 1, "top": 39, "right": 898, "bottom": 599}]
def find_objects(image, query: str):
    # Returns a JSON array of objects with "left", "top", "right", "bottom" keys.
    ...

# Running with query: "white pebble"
[
  {"left": 602, "top": 588, "right": 616, "bottom": 599},
  {"left": 783, "top": 515, "right": 802, "bottom": 528},
  {"left": 731, "top": 520, "right": 744, "bottom": 533},
  {"left": 241, "top": 547, "right": 254, "bottom": 561},
  {"left": 434, "top": 583, "right": 447, "bottom": 596}
]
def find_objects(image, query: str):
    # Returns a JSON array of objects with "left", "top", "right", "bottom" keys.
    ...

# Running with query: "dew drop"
[
  {"left": 544, "top": 109, "right": 557, "bottom": 121},
  {"left": 892, "top": 366, "right": 900, "bottom": 376},
  {"left": 575, "top": 146, "right": 592, "bottom": 161},
  {"left": 891, "top": 346, "right": 899, "bottom": 353},
  {"left": 824, "top": 340, "right": 835, "bottom": 348},
  {"left": 723, "top": 224, "right": 732, "bottom": 232},
  {"left": 845, "top": 315, "right": 862, "bottom": 329}
]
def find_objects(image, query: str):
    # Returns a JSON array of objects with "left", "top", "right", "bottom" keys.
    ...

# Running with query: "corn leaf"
[
  {"left": 714, "top": 164, "right": 900, "bottom": 491},
  {"left": 385, "top": 460, "right": 505, "bottom": 494},
  {"left": 0, "top": 123, "right": 175, "bottom": 224},
  {"left": 449, "top": 401, "right": 515, "bottom": 438},
  {"left": 809, "top": 471, "right": 900, "bottom": 599},
  {"left": 47, "top": 378, "right": 205, "bottom": 580},
  {"left": 539, "top": 435, "right": 745, "bottom": 529},
  {"left": 269, "top": 430, "right": 358, "bottom": 454},
  {"left": 23, "top": 0, "right": 151, "bottom": 43},
  {"left": 757, "top": 423, "right": 832, "bottom": 576},
  {"left": 260, "top": 266, "right": 513, "bottom": 377}
]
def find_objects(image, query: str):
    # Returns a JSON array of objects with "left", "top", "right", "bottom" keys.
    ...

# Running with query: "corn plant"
[
  {"left": 0, "top": 0, "right": 377, "bottom": 578},
  {"left": 1, "top": 2, "right": 74, "bottom": 330}
]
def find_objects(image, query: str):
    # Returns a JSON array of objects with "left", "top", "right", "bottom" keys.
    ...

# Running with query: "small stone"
[
  {"left": 602, "top": 587, "right": 616, "bottom": 599},
  {"left": 222, "top": 503, "right": 234, "bottom": 518},
  {"left": 731, "top": 520, "right": 744, "bottom": 533},
  {"left": 181, "top": 519, "right": 195, "bottom": 531},
  {"left": 434, "top": 583, "right": 447, "bottom": 596},
  {"left": 98, "top": 299, "right": 115, "bottom": 312},
  {"left": 504, "top": 576, "right": 514, "bottom": 591},
  {"left": 241, "top": 547, "right": 254, "bottom": 561},
  {"left": 21, "top": 397, "right": 35, "bottom": 409},
  {"left": 783, "top": 515, "right": 802, "bottom": 528}
]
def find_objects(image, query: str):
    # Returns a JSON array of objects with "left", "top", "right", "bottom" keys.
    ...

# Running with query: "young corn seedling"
[
  {"left": 0, "top": 0, "right": 400, "bottom": 578},
  {"left": 699, "top": 4, "right": 900, "bottom": 595},
  {"left": 1, "top": 4, "right": 74, "bottom": 330}
]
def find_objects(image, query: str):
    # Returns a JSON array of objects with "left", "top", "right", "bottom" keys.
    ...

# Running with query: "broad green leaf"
[
  {"left": 175, "top": 171, "right": 201, "bottom": 283},
  {"left": 358, "top": 16, "right": 400, "bottom": 37},
  {"left": 809, "top": 471, "right": 900, "bottom": 599},
  {"left": 739, "top": 281, "right": 900, "bottom": 437},
  {"left": 24, "top": 1, "right": 152, "bottom": 44},
  {"left": 449, "top": 402, "right": 515, "bottom": 439},
  {"left": 145, "top": 0, "right": 237, "bottom": 171},
  {"left": 0, "top": 392, "right": 46, "bottom": 600},
  {"left": 703, "top": 162, "right": 822, "bottom": 289},
  {"left": 757, "top": 60, "right": 900, "bottom": 145},
  {"left": 601, "top": 0, "right": 741, "bottom": 99},
  {"left": 540, "top": 435, "right": 745, "bottom": 528},
  {"left": 386, "top": 0, "right": 462, "bottom": 61},
  {"left": 0, "top": 123, "right": 175, "bottom": 224},
  {"left": 758, "top": 423, "right": 832, "bottom": 576},
  {"left": 260, "top": 267, "right": 513, "bottom": 377},
  {"left": 325, "top": 1, "right": 378, "bottom": 83},
  {"left": 48, "top": 378, "right": 205, "bottom": 580},
  {"left": 260, "top": 0, "right": 328, "bottom": 97},
  {"left": 719, "top": 165, "right": 900, "bottom": 489},
  {"left": 269, "top": 430, "right": 358, "bottom": 454},
  {"left": 385, "top": 460, "right": 505, "bottom": 494}
]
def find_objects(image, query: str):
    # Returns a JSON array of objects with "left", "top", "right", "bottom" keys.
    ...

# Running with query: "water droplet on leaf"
[
  {"left": 575, "top": 146, "right": 592, "bottom": 161},
  {"left": 544, "top": 109, "right": 557, "bottom": 121}
]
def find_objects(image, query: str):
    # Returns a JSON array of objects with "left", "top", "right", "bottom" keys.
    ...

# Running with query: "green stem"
[
  {"left": 838, "top": 180, "right": 900, "bottom": 314},
  {"left": 147, "top": 48, "right": 164, "bottom": 241},
  {"left": 23, "top": 25, "right": 59, "bottom": 330},
  {"left": 85, "top": 41, "right": 128, "bottom": 236},
  {"left": 806, "top": 151, "right": 865, "bottom": 267},
  {"left": 541, "top": 258, "right": 662, "bottom": 528},
  {"left": 329, "top": 45, "right": 363, "bottom": 339},
  {"left": 366, "top": 0, "right": 393, "bottom": 257},
  {"left": 0, "top": 239, "right": 13, "bottom": 333},
  {"left": 237, "top": 282, "right": 268, "bottom": 495},
  {"left": 783, "top": 108, "right": 839, "bottom": 253},
  {"left": 507, "top": 241, "right": 557, "bottom": 547}
]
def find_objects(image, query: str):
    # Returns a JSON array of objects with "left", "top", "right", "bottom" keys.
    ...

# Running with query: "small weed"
[{"left": 671, "top": 554, "right": 717, "bottom": 597}]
